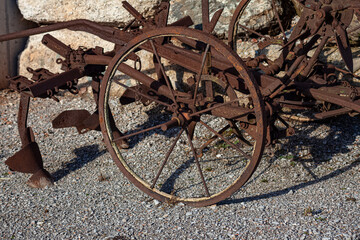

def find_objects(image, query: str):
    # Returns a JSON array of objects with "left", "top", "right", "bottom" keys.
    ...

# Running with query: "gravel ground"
[{"left": 0, "top": 88, "right": 359, "bottom": 240}]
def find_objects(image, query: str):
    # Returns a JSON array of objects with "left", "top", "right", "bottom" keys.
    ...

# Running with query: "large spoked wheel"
[
  {"left": 99, "top": 27, "right": 266, "bottom": 207},
  {"left": 228, "top": 0, "right": 295, "bottom": 63}
]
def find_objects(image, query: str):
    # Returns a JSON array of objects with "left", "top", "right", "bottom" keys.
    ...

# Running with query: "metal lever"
[
  {"left": 201, "top": 0, "right": 223, "bottom": 33},
  {"left": 122, "top": 1, "right": 146, "bottom": 24}
]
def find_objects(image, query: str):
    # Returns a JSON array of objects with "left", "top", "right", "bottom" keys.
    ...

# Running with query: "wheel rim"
[
  {"left": 228, "top": 0, "right": 295, "bottom": 61},
  {"left": 99, "top": 27, "right": 266, "bottom": 207}
]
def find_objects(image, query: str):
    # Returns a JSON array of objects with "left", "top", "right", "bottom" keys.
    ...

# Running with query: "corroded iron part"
[
  {"left": 99, "top": 26, "right": 266, "bottom": 207},
  {"left": 5, "top": 94, "right": 54, "bottom": 188},
  {"left": 0, "top": 0, "right": 359, "bottom": 206},
  {"left": 5, "top": 141, "right": 54, "bottom": 189}
]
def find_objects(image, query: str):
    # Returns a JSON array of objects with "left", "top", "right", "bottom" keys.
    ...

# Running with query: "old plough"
[{"left": 0, "top": 0, "right": 359, "bottom": 207}]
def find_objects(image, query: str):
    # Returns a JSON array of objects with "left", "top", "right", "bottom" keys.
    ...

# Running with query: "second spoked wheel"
[
  {"left": 99, "top": 27, "right": 266, "bottom": 207},
  {"left": 228, "top": 0, "right": 295, "bottom": 62}
]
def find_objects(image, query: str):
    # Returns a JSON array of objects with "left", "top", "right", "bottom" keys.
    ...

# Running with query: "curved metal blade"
[
  {"left": 335, "top": 30, "right": 353, "bottom": 73},
  {"left": 187, "top": 121, "right": 197, "bottom": 141}
]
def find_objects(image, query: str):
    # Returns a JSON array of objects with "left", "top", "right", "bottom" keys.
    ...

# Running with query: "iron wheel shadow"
[{"left": 218, "top": 114, "right": 360, "bottom": 206}]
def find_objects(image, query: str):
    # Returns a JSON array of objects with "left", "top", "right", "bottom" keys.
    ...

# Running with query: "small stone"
[
  {"left": 209, "top": 204, "right": 217, "bottom": 210},
  {"left": 258, "top": 205, "right": 265, "bottom": 211},
  {"left": 186, "top": 212, "right": 192, "bottom": 216},
  {"left": 18, "top": 0, "right": 162, "bottom": 24},
  {"left": 354, "top": 58, "right": 360, "bottom": 72},
  {"left": 78, "top": 87, "right": 88, "bottom": 95},
  {"left": 153, "top": 200, "right": 161, "bottom": 206}
]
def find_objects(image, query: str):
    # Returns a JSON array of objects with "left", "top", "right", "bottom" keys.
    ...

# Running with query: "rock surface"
[
  {"left": 291, "top": 0, "right": 303, "bottom": 16},
  {"left": 18, "top": 0, "right": 162, "bottom": 26},
  {"left": 18, "top": 0, "right": 294, "bottom": 37},
  {"left": 168, "top": 0, "right": 293, "bottom": 37},
  {"left": 19, "top": 30, "right": 114, "bottom": 78},
  {"left": 349, "top": 14, "right": 360, "bottom": 42},
  {"left": 18, "top": 30, "right": 115, "bottom": 91},
  {"left": 16, "top": 0, "right": 295, "bottom": 80},
  {"left": 168, "top": 0, "right": 238, "bottom": 36}
]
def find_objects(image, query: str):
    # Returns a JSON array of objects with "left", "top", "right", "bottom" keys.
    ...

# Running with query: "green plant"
[
  {"left": 216, "top": 142, "right": 231, "bottom": 149},
  {"left": 205, "top": 167, "right": 214, "bottom": 172},
  {"left": 304, "top": 207, "right": 313, "bottom": 216},
  {"left": 315, "top": 216, "right": 326, "bottom": 221}
]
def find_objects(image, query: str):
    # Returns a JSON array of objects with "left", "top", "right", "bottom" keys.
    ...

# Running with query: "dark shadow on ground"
[
  {"left": 122, "top": 104, "right": 181, "bottom": 148},
  {"left": 122, "top": 109, "right": 360, "bottom": 200},
  {"left": 160, "top": 157, "right": 194, "bottom": 194},
  {"left": 219, "top": 114, "right": 360, "bottom": 205},
  {"left": 219, "top": 158, "right": 360, "bottom": 205},
  {"left": 52, "top": 144, "right": 106, "bottom": 182}
]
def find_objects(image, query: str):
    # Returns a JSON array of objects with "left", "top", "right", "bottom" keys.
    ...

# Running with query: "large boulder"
[
  {"left": 168, "top": 0, "right": 295, "bottom": 37},
  {"left": 168, "top": 0, "right": 238, "bottom": 37},
  {"left": 16, "top": 0, "right": 297, "bottom": 92},
  {"left": 18, "top": 30, "right": 114, "bottom": 79},
  {"left": 18, "top": 30, "right": 115, "bottom": 94},
  {"left": 18, "top": 0, "right": 162, "bottom": 26},
  {"left": 18, "top": 30, "right": 157, "bottom": 96},
  {"left": 291, "top": 0, "right": 303, "bottom": 16},
  {"left": 18, "top": 0, "right": 295, "bottom": 38}
]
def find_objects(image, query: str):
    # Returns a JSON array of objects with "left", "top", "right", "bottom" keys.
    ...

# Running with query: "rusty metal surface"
[{"left": 0, "top": 0, "right": 359, "bottom": 207}]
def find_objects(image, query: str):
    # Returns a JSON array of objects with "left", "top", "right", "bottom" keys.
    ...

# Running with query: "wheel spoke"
[
  {"left": 198, "top": 121, "right": 251, "bottom": 156},
  {"left": 150, "top": 39, "right": 178, "bottom": 107},
  {"left": 185, "top": 129, "right": 210, "bottom": 197},
  {"left": 228, "top": 120, "right": 252, "bottom": 146},
  {"left": 190, "top": 98, "right": 254, "bottom": 118},
  {"left": 237, "top": 23, "right": 267, "bottom": 39},
  {"left": 271, "top": 0, "right": 286, "bottom": 40},
  {"left": 198, "top": 124, "right": 231, "bottom": 157},
  {"left": 151, "top": 128, "right": 185, "bottom": 189},
  {"left": 199, "top": 120, "right": 252, "bottom": 160},
  {"left": 112, "top": 119, "right": 175, "bottom": 143},
  {"left": 193, "top": 44, "right": 211, "bottom": 106},
  {"left": 113, "top": 79, "right": 171, "bottom": 108}
]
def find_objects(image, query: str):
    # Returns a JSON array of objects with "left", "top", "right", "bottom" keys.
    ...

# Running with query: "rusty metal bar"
[
  {"left": 28, "top": 68, "right": 83, "bottom": 97},
  {"left": 41, "top": 34, "right": 72, "bottom": 57},
  {"left": 314, "top": 108, "right": 352, "bottom": 120},
  {"left": 0, "top": 19, "right": 130, "bottom": 45}
]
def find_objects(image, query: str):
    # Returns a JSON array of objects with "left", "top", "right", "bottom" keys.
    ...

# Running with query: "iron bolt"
[{"left": 316, "top": 9, "right": 325, "bottom": 19}]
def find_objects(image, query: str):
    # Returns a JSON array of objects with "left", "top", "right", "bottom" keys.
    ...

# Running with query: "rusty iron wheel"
[
  {"left": 99, "top": 27, "right": 266, "bottom": 207},
  {"left": 228, "top": 0, "right": 295, "bottom": 64},
  {"left": 228, "top": 1, "right": 360, "bottom": 118}
]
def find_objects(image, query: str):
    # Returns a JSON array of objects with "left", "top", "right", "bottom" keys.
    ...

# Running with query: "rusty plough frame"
[{"left": 1, "top": 0, "right": 359, "bottom": 207}]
